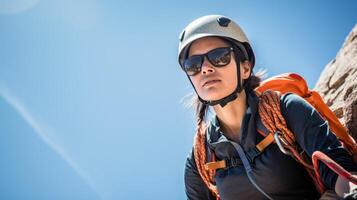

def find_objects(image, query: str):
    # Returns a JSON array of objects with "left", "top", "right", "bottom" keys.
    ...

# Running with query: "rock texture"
[{"left": 314, "top": 24, "right": 357, "bottom": 140}]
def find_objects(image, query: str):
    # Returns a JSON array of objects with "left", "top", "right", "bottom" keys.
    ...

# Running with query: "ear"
[{"left": 241, "top": 61, "right": 252, "bottom": 79}]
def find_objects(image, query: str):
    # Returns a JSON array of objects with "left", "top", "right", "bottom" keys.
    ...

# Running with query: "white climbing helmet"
[{"left": 178, "top": 14, "right": 255, "bottom": 69}]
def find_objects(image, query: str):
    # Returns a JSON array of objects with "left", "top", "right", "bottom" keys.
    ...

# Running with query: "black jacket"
[{"left": 184, "top": 88, "right": 357, "bottom": 200}]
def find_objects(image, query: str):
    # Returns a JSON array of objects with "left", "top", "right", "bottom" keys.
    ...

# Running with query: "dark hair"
[{"left": 245, "top": 69, "right": 267, "bottom": 92}]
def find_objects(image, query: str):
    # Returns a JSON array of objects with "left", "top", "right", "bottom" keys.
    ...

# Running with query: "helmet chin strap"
[{"left": 188, "top": 46, "right": 250, "bottom": 108}]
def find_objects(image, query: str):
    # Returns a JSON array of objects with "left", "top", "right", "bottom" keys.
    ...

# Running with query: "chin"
[
  {"left": 201, "top": 93, "right": 228, "bottom": 102},
  {"left": 200, "top": 88, "right": 237, "bottom": 101}
]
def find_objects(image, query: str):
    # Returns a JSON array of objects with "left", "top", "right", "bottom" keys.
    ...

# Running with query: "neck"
[{"left": 212, "top": 89, "right": 247, "bottom": 141}]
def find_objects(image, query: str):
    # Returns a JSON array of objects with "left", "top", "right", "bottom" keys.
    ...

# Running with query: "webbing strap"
[
  {"left": 256, "top": 115, "right": 275, "bottom": 152},
  {"left": 205, "top": 160, "right": 226, "bottom": 171},
  {"left": 204, "top": 128, "right": 274, "bottom": 171},
  {"left": 229, "top": 141, "right": 274, "bottom": 200},
  {"left": 256, "top": 133, "right": 275, "bottom": 152},
  {"left": 205, "top": 147, "right": 261, "bottom": 170}
]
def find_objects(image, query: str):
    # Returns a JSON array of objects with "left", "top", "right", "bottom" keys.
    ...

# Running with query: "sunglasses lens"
[
  {"left": 183, "top": 56, "right": 202, "bottom": 76},
  {"left": 182, "top": 47, "right": 232, "bottom": 76},
  {"left": 207, "top": 48, "right": 231, "bottom": 66}
]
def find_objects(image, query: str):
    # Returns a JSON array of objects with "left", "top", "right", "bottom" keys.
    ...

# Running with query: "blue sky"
[{"left": 0, "top": 0, "right": 356, "bottom": 199}]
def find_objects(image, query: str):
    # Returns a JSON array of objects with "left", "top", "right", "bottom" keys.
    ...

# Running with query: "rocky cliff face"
[{"left": 314, "top": 24, "right": 357, "bottom": 140}]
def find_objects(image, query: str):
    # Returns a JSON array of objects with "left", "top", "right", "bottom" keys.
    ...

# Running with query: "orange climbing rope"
[
  {"left": 257, "top": 90, "right": 323, "bottom": 193},
  {"left": 193, "top": 121, "right": 220, "bottom": 199}
]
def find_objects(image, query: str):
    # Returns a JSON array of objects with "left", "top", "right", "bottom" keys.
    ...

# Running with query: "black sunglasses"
[{"left": 182, "top": 47, "right": 234, "bottom": 76}]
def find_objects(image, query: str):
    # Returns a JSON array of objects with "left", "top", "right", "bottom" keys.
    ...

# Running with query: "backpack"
[
  {"left": 198, "top": 73, "right": 357, "bottom": 199},
  {"left": 254, "top": 72, "right": 356, "bottom": 162}
]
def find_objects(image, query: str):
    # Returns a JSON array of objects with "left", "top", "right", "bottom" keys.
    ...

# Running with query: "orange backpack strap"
[{"left": 307, "top": 90, "right": 357, "bottom": 161}]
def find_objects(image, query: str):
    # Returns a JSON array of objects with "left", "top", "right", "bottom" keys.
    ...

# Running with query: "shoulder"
[
  {"left": 279, "top": 92, "right": 316, "bottom": 119},
  {"left": 280, "top": 92, "right": 311, "bottom": 109},
  {"left": 277, "top": 92, "right": 325, "bottom": 137},
  {"left": 185, "top": 148, "right": 197, "bottom": 172}
]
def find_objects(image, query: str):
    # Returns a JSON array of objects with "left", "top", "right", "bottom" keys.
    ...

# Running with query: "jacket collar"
[{"left": 207, "top": 88, "right": 260, "bottom": 153}]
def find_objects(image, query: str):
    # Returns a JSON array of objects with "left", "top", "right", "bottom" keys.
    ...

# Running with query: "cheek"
[
  {"left": 189, "top": 76, "right": 201, "bottom": 91},
  {"left": 223, "top": 64, "right": 238, "bottom": 86},
  {"left": 187, "top": 63, "right": 238, "bottom": 100}
]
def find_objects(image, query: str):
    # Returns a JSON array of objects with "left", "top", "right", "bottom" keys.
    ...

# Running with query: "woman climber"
[{"left": 178, "top": 15, "right": 357, "bottom": 200}]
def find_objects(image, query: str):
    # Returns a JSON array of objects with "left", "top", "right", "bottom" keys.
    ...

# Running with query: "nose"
[{"left": 201, "top": 58, "right": 215, "bottom": 75}]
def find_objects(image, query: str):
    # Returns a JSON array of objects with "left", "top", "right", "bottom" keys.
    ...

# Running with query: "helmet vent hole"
[
  {"left": 180, "top": 30, "right": 186, "bottom": 42},
  {"left": 217, "top": 17, "right": 231, "bottom": 27}
]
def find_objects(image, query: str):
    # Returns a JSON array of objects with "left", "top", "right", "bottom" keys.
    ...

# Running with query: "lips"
[{"left": 202, "top": 79, "right": 220, "bottom": 87}]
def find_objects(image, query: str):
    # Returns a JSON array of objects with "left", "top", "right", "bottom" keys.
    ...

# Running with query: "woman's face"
[{"left": 188, "top": 36, "right": 251, "bottom": 101}]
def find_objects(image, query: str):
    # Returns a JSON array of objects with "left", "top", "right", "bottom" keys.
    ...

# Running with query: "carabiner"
[{"left": 274, "top": 131, "right": 292, "bottom": 156}]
